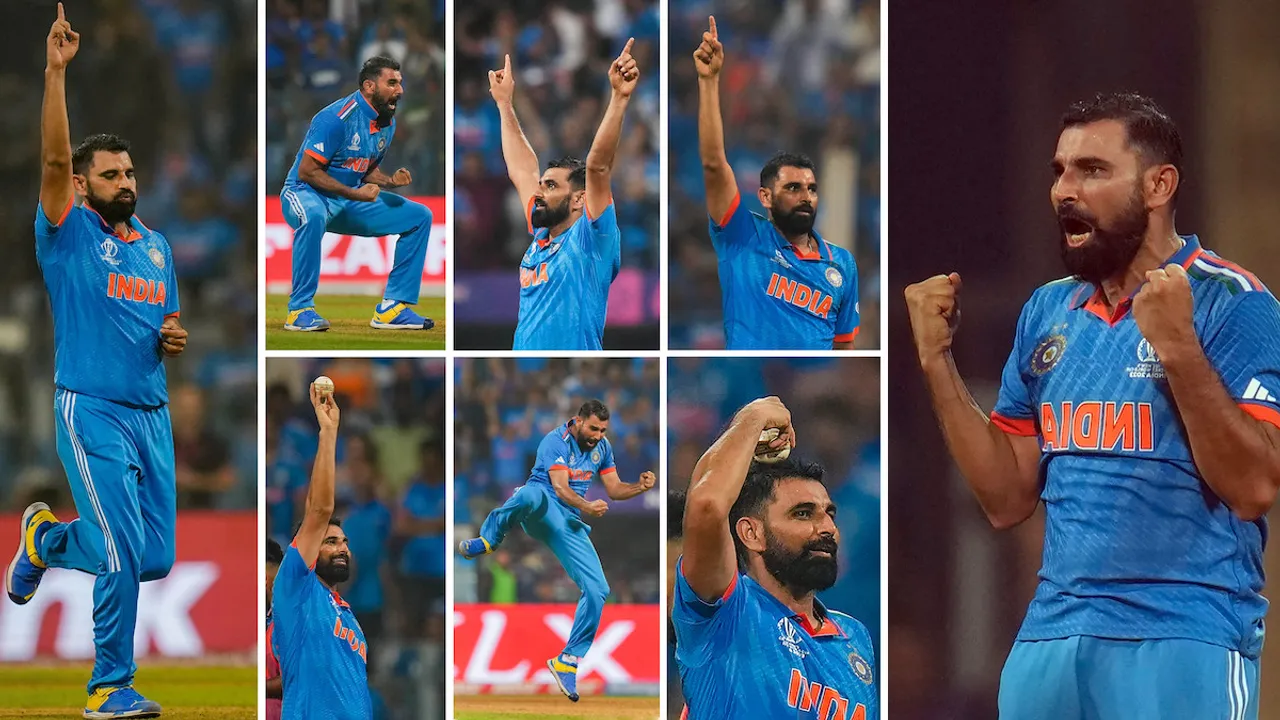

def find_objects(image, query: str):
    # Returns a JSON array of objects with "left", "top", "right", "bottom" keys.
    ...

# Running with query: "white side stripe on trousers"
[{"left": 60, "top": 392, "right": 120, "bottom": 573}]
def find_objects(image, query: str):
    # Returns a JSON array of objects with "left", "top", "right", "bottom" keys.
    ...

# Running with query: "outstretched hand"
[
  {"left": 488, "top": 53, "right": 515, "bottom": 104},
  {"left": 693, "top": 16, "right": 723, "bottom": 78},
  {"left": 47, "top": 3, "right": 81, "bottom": 71}
]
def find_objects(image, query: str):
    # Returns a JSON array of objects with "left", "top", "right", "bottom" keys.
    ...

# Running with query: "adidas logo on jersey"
[
  {"left": 1244, "top": 378, "right": 1277, "bottom": 403},
  {"left": 313, "top": 142, "right": 325, "bottom": 153}
]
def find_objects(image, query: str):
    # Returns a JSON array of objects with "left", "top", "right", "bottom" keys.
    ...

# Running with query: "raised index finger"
[
  {"left": 708, "top": 15, "right": 717, "bottom": 39},
  {"left": 504, "top": 53, "right": 511, "bottom": 74},
  {"left": 621, "top": 37, "right": 634, "bottom": 56},
  {"left": 57, "top": 2, "right": 65, "bottom": 21}
]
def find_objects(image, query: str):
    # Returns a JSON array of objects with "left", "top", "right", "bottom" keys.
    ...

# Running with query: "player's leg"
[
  {"left": 329, "top": 193, "right": 435, "bottom": 329},
  {"left": 538, "top": 509, "right": 609, "bottom": 702},
  {"left": 41, "top": 392, "right": 160, "bottom": 716},
  {"left": 134, "top": 405, "right": 176, "bottom": 583},
  {"left": 281, "top": 185, "right": 336, "bottom": 329},
  {"left": 1081, "top": 638, "right": 1259, "bottom": 720},
  {"left": 459, "top": 484, "right": 549, "bottom": 558},
  {"left": 997, "top": 638, "right": 1083, "bottom": 720}
]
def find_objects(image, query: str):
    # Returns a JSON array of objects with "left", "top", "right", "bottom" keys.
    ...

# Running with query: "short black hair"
[
  {"left": 760, "top": 152, "right": 816, "bottom": 189},
  {"left": 291, "top": 516, "right": 342, "bottom": 538},
  {"left": 359, "top": 56, "right": 401, "bottom": 86},
  {"left": 1062, "top": 92, "right": 1183, "bottom": 203},
  {"left": 727, "top": 457, "right": 826, "bottom": 570},
  {"left": 577, "top": 399, "right": 610, "bottom": 421},
  {"left": 546, "top": 156, "right": 587, "bottom": 192},
  {"left": 266, "top": 538, "right": 284, "bottom": 565},
  {"left": 72, "top": 134, "right": 131, "bottom": 175}
]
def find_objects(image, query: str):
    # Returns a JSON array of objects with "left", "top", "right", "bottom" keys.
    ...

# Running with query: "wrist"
[
  {"left": 1152, "top": 336, "right": 1203, "bottom": 369},
  {"left": 918, "top": 349, "right": 952, "bottom": 373},
  {"left": 697, "top": 75, "right": 720, "bottom": 85},
  {"left": 45, "top": 66, "right": 66, "bottom": 76}
]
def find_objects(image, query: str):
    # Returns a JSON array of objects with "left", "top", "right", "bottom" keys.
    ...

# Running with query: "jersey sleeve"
[
  {"left": 599, "top": 440, "right": 616, "bottom": 475},
  {"left": 34, "top": 201, "right": 77, "bottom": 261},
  {"left": 833, "top": 253, "right": 861, "bottom": 345},
  {"left": 991, "top": 300, "right": 1038, "bottom": 436},
  {"left": 272, "top": 542, "right": 316, "bottom": 611},
  {"left": 707, "top": 192, "right": 756, "bottom": 258},
  {"left": 1203, "top": 291, "right": 1280, "bottom": 430},
  {"left": 162, "top": 238, "right": 180, "bottom": 317},
  {"left": 537, "top": 431, "right": 571, "bottom": 474},
  {"left": 671, "top": 557, "right": 746, "bottom": 668},
  {"left": 301, "top": 112, "right": 346, "bottom": 166},
  {"left": 586, "top": 201, "right": 622, "bottom": 271}
]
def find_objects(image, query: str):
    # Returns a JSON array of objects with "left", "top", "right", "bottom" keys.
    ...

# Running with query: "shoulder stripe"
[
  {"left": 1192, "top": 258, "right": 1253, "bottom": 293},
  {"left": 1195, "top": 255, "right": 1263, "bottom": 291},
  {"left": 337, "top": 99, "right": 358, "bottom": 120}
]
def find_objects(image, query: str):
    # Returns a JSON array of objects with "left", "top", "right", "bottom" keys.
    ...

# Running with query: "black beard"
[
  {"left": 576, "top": 434, "right": 599, "bottom": 452},
  {"left": 761, "top": 530, "right": 838, "bottom": 593},
  {"left": 531, "top": 197, "right": 572, "bottom": 229},
  {"left": 1058, "top": 189, "right": 1148, "bottom": 286},
  {"left": 772, "top": 202, "right": 816, "bottom": 237},
  {"left": 316, "top": 556, "right": 351, "bottom": 586},
  {"left": 86, "top": 191, "right": 136, "bottom": 225},
  {"left": 372, "top": 92, "right": 398, "bottom": 122}
]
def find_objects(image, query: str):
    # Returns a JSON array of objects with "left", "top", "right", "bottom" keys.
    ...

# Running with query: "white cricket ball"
[
  {"left": 754, "top": 427, "right": 791, "bottom": 464},
  {"left": 313, "top": 375, "right": 335, "bottom": 396}
]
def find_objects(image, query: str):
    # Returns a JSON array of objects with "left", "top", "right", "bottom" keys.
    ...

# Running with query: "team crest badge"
[
  {"left": 849, "top": 651, "right": 873, "bottom": 684},
  {"left": 825, "top": 267, "right": 843, "bottom": 288},
  {"left": 1029, "top": 334, "right": 1066, "bottom": 376},
  {"left": 148, "top": 247, "right": 165, "bottom": 269},
  {"left": 378, "top": 136, "right": 387, "bottom": 152},
  {"left": 591, "top": 450, "right": 601, "bottom": 464},
  {"left": 99, "top": 237, "right": 120, "bottom": 265}
]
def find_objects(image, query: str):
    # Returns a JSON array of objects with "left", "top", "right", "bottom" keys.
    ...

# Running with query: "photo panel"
[
  {"left": 265, "top": 357, "right": 447, "bottom": 718},
  {"left": 453, "top": 358, "right": 662, "bottom": 715}
]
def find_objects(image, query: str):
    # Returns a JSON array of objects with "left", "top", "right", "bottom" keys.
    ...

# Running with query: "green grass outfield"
[
  {"left": 266, "top": 295, "right": 445, "bottom": 350},
  {"left": 454, "top": 694, "right": 659, "bottom": 720},
  {"left": 0, "top": 664, "right": 254, "bottom": 718}
]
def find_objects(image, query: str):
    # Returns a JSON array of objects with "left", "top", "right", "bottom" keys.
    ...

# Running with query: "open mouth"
[
  {"left": 1060, "top": 216, "right": 1094, "bottom": 247},
  {"left": 333, "top": 557, "right": 349, "bottom": 566}
]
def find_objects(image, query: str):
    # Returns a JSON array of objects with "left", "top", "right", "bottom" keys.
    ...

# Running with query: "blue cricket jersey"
[
  {"left": 673, "top": 560, "right": 878, "bottom": 719},
  {"left": 525, "top": 419, "right": 617, "bottom": 513},
  {"left": 284, "top": 90, "right": 395, "bottom": 195},
  {"left": 992, "top": 235, "right": 1280, "bottom": 659},
  {"left": 272, "top": 543, "right": 371, "bottom": 720},
  {"left": 513, "top": 200, "right": 621, "bottom": 351},
  {"left": 711, "top": 194, "right": 859, "bottom": 350},
  {"left": 35, "top": 200, "right": 179, "bottom": 408}
]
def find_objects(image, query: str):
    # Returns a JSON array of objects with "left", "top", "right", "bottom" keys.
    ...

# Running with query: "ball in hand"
[
  {"left": 313, "top": 375, "right": 335, "bottom": 397},
  {"left": 754, "top": 427, "right": 791, "bottom": 464}
]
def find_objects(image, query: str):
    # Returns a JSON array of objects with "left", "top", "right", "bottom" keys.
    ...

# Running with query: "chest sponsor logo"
[
  {"left": 778, "top": 618, "right": 809, "bottom": 659},
  {"left": 786, "top": 669, "right": 868, "bottom": 720},
  {"left": 1039, "top": 401, "right": 1154, "bottom": 452},
  {"left": 766, "top": 273, "right": 834, "bottom": 319},
  {"left": 1127, "top": 338, "right": 1165, "bottom": 379},
  {"left": 107, "top": 273, "right": 166, "bottom": 307},
  {"left": 521, "top": 263, "right": 549, "bottom": 289},
  {"left": 100, "top": 237, "right": 121, "bottom": 266},
  {"left": 1030, "top": 334, "right": 1067, "bottom": 376},
  {"left": 331, "top": 615, "right": 368, "bottom": 662}
]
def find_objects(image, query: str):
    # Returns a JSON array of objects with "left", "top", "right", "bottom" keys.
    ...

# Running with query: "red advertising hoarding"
[
  {"left": 0, "top": 511, "right": 256, "bottom": 661},
  {"left": 453, "top": 603, "right": 660, "bottom": 695},
  {"left": 264, "top": 196, "right": 447, "bottom": 293}
]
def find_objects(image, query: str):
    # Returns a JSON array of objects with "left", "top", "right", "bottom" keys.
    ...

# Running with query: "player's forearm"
[
  {"left": 365, "top": 167, "right": 394, "bottom": 187},
  {"left": 585, "top": 91, "right": 630, "bottom": 178},
  {"left": 606, "top": 478, "right": 647, "bottom": 501},
  {"left": 41, "top": 69, "right": 71, "bottom": 169},
  {"left": 1160, "top": 341, "right": 1280, "bottom": 520},
  {"left": 687, "top": 406, "right": 770, "bottom": 519},
  {"left": 696, "top": 77, "right": 729, "bottom": 171},
  {"left": 550, "top": 478, "right": 594, "bottom": 512},
  {"left": 921, "top": 353, "right": 1040, "bottom": 528},
  {"left": 300, "top": 166, "right": 366, "bottom": 201},
  {"left": 496, "top": 101, "right": 540, "bottom": 183},
  {"left": 306, "top": 428, "right": 338, "bottom": 516}
]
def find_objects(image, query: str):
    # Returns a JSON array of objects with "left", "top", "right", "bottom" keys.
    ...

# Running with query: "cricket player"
[
  {"left": 265, "top": 538, "right": 283, "bottom": 720},
  {"left": 673, "top": 397, "right": 877, "bottom": 720},
  {"left": 906, "top": 92, "right": 1280, "bottom": 718},
  {"left": 5, "top": 6, "right": 187, "bottom": 716},
  {"left": 458, "top": 400, "right": 657, "bottom": 700},
  {"left": 271, "top": 385, "right": 372, "bottom": 719},
  {"left": 489, "top": 40, "right": 638, "bottom": 350},
  {"left": 694, "top": 16, "right": 859, "bottom": 350},
  {"left": 281, "top": 56, "right": 435, "bottom": 332}
]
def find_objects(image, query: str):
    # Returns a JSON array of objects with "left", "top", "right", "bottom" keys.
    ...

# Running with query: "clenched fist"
[
  {"left": 1133, "top": 263, "right": 1197, "bottom": 359},
  {"left": 638, "top": 471, "right": 656, "bottom": 491},
  {"left": 583, "top": 499, "right": 609, "bottom": 518},
  {"left": 905, "top": 272, "right": 963, "bottom": 364}
]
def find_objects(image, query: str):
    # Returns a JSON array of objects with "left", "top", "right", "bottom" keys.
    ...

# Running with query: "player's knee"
[
  {"left": 585, "top": 579, "right": 610, "bottom": 605},
  {"left": 140, "top": 545, "right": 175, "bottom": 581},
  {"left": 406, "top": 200, "right": 432, "bottom": 230}
]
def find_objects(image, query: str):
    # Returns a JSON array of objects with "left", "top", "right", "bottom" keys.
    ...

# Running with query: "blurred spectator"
[
  {"left": 267, "top": 0, "right": 445, "bottom": 195},
  {"left": 0, "top": 0, "right": 256, "bottom": 513},
  {"left": 265, "top": 358, "right": 446, "bottom": 719},
  {"left": 454, "top": 358, "right": 661, "bottom": 611},
  {"left": 668, "top": 0, "right": 881, "bottom": 348}
]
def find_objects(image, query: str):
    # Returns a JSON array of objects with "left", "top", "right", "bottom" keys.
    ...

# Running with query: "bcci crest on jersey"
[
  {"left": 591, "top": 450, "right": 601, "bottom": 464},
  {"left": 100, "top": 237, "right": 121, "bottom": 266},
  {"left": 825, "top": 267, "right": 843, "bottom": 288},
  {"left": 778, "top": 618, "right": 809, "bottom": 659},
  {"left": 1030, "top": 334, "right": 1066, "bottom": 376},
  {"left": 148, "top": 247, "right": 165, "bottom": 269},
  {"left": 1127, "top": 338, "right": 1165, "bottom": 379},
  {"left": 848, "top": 650, "right": 873, "bottom": 684}
]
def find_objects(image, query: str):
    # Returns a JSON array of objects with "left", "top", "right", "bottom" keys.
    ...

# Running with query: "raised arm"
[
  {"left": 693, "top": 16, "right": 738, "bottom": 225},
  {"left": 584, "top": 38, "right": 638, "bottom": 219},
  {"left": 489, "top": 54, "right": 541, "bottom": 209},
  {"left": 41, "top": 3, "right": 79, "bottom": 224},
  {"left": 905, "top": 274, "right": 1043, "bottom": 529},
  {"left": 294, "top": 384, "right": 341, "bottom": 567},
  {"left": 682, "top": 397, "right": 795, "bottom": 602},
  {"left": 600, "top": 469, "right": 656, "bottom": 501}
]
